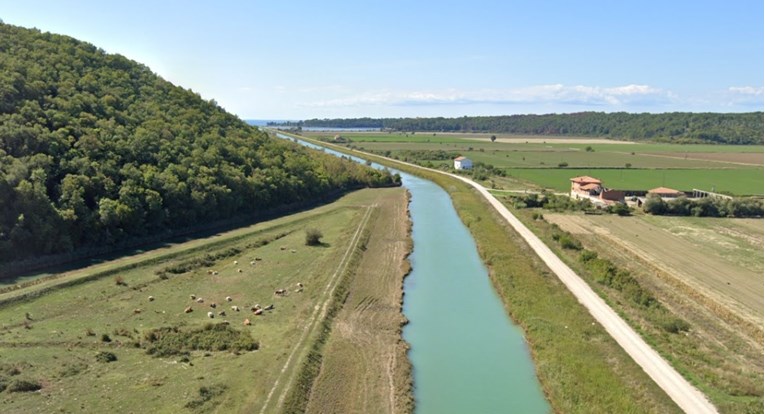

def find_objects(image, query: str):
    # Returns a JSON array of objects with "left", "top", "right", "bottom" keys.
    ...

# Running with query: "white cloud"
[
  {"left": 301, "top": 84, "right": 673, "bottom": 108},
  {"left": 728, "top": 86, "right": 763, "bottom": 95}
]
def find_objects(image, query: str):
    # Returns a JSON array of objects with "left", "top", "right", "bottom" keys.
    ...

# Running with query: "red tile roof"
[
  {"left": 455, "top": 156, "right": 467, "bottom": 161},
  {"left": 580, "top": 183, "right": 601, "bottom": 190},
  {"left": 570, "top": 176, "right": 602, "bottom": 184}
]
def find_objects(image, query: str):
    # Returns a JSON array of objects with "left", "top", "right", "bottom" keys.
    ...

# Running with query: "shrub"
[
  {"left": 185, "top": 384, "right": 227, "bottom": 409},
  {"left": 7, "top": 379, "right": 41, "bottom": 393},
  {"left": 559, "top": 234, "right": 582, "bottom": 250},
  {"left": 660, "top": 317, "right": 691, "bottom": 334},
  {"left": 101, "top": 333, "right": 112, "bottom": 342},
  {"left": 557, "top": 162, "right": 569, "bottom": 168},
  {"left": 95, "top": 351, "right": 117, "bottom": 363},
  {"left": 305, "top": 228, "right": 323, "bottom": 246},
  {"left": 143, "top": 323, "right": 259, "bottom": 357}
]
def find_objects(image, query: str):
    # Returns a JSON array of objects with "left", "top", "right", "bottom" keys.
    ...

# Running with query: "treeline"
[
  {"left": 643, "top": 196, "right": 763, "bottom": 218},
  {"left": 274, "top": 112, "right": 764, "bottom": 144},
  {"left": 0, "top": 23, "right": 398, "bottom": 263}
]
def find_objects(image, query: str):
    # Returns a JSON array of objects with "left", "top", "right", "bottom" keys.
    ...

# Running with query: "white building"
[{"left": 454, "top": 156, "right": 472, "bottom": 170}]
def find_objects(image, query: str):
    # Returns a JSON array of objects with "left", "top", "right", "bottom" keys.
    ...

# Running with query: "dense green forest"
[
  {"left": 0, "top": 23, "right": 398, "bottom": 264},
  {"left": 272, "top": 112, "right": 764, "bottom": 144}
]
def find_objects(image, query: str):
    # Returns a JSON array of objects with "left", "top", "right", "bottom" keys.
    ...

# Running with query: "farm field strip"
[{"left": 259, "top": 205, "right": 374, "bottom": 414}]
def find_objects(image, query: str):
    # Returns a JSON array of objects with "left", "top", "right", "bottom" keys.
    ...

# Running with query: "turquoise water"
[{"left": 277, "top": 134, "right": 549, "bottom": 413}]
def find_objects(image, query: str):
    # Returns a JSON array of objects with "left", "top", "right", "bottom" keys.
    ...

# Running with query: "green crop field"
[
  {"left": 309, "top": 132, "right": 763, "bottom": 196},
  {"left": 507, "top": 167, "right": 764, "bottom": 195}
]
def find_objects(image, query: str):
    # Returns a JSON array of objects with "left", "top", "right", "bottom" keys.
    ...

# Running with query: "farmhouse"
[
  {"left": 647, "top": 187, "right": 685, "bottom": 199},
  {"left": 454, "top": 156, "right": 473, "bottom": 170},
  {"left": 569, "top": 176, "right": 625, "bottom": 206}
]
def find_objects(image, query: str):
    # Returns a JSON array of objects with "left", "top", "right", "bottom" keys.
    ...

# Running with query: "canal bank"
[
  {"left": 276, "top": 133, "right": 549, "bottom": 413},
  {"left": 274, "top": 131, "right": 684, "bottom": 413}
]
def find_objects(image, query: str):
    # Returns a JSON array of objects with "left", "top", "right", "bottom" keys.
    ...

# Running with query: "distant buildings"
[
  {"left": 569, "top": 175, "right": 625, "bottom": 206},
  {"left": 454, "top": 156, "right": 473, "bottom": 170}
]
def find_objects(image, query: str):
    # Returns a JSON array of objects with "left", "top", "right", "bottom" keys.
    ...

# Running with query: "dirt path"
[
  {"left": 304, "top": 190, "right": 412, "bottom": 414},
  {"left": 444, "top": 173, "right": 719, "bottom": 414}
]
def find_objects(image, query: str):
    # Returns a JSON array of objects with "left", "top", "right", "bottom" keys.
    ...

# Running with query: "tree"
[
  {"left": 490, "top": 135, "right": 496, "bottom": 142},
  {"left": 305, "top": 228, "right": 323, "bottom": 246}
]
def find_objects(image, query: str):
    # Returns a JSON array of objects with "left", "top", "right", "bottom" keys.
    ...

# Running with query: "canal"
[{"left": 277, "top": 133, "right": 549, "bottom": 413}]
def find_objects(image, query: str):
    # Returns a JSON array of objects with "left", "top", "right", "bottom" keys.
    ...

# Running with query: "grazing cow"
[
  {"left": 295, "top": 287, "right": 303, "bottom": 293},
  {"left": 133, "top": 308, "right": 142, "bottom": 314},
  {"left": 212, "top": 271, "right": 219, "bottom": 276},
  {"left": 249, "top": 261, "right": 256, "bottom": 266},
  {"left": 225, "top": 296, "right": 233, "bottom": 302},
  {"left": 231, "top": 305, "right": 240, "bottom": 312},
  {"left": 280, "top": 246, "right": 286, "bottom": 251},
  {"left": 264, "top": 304, "right": 274, "bottom": 311},
  {"left": 148, "top": 296, "right": 155, "bottom": 302},
  {"left": 237, "top": 269, "right": 242, "bottom": 273},
  {"left": 184, "top": 306, "right": 193, "bottom": 313},
  {"left": 255, "top": 257, "right": 262, "bottom": 261},
  {"left": 209, "top": 303, "right": 217, "bottom": 309},
  {"left": 290, "top": 249, "right": 296, "bottom": 253},
  {"left": 218, "top": 311, "right": 226, "bottom": 317},
  {"left": 207, "top": 312, "right": 214, "bottom": 318},
  {"left": 274, "top": 289, "right": 286, "bottom": 296},
  {"left": 243, "top": 319, "right": 251, "bottom": 326},
  {"left": 207, "top": 270, "right": 213, "bottom": 275},
  {"left": 234, "top": 260, "right": 238, "bottom": 265},
  {"left": 250, "top": 304, "right": 261, "bottom": 312},
  {"left": 253, "top": 309, "right": 263, "bottom": 315},
  {"left": 190, "top": 294, "right": 196, "bottom": 300},
  {"left": 296, "top": 282, "right": 303, "bottom": 288},
  {"left": 196, "top": 298, "right": 204, "bottom": 303}
]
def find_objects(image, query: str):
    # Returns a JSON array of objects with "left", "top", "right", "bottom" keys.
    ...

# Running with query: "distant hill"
[
  {"left": 276, "top": 112, "right": 764, "bottom": 144},
  {"left": 0, "top": 23, "right": 398, "bottom": 264}
]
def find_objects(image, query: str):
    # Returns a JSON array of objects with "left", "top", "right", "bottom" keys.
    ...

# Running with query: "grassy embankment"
[
  {"left": 521, "top": 210, "right": 763, "bottom": 414},
  {"left": 0, "top": 188, "right": 408, "bottom": 413},
  {"left": 285, "top": 131, "right": 682, "bottom": 413},
  {"left": 306, "top": 132, "right": 764, "bottom": 196}
]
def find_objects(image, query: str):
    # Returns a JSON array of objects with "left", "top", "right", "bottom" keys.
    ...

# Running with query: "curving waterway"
[{"left": 277, "top": 133, "right": 549, "bottom": 413}]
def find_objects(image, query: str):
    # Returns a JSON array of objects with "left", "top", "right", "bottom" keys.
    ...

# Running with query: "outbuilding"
[
  {"left": 454, "top": 156, "right": 473, "bottom": 170},
  {"left": 647, "top": 187, "right": 685, "bottom": 199}
]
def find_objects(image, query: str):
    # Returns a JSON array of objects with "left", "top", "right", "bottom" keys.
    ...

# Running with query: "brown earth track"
[{"left": 304, "top": 189, "right": 412, "bottom": 414}]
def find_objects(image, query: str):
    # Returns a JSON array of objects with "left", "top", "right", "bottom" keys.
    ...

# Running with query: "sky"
[{"left": 1, "top": 0, "right": 763, "bottom": 120}]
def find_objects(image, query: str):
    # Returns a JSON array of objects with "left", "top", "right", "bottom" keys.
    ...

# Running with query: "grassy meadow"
[
  {"left": 304, "top": 131, "right": 764, "bottom": 196},
  {"left": 0, "top": 188, "right": 406, "bottom": 413}
]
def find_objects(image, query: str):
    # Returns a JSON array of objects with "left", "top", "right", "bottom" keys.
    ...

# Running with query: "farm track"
[
  {"left": 284, "top": 134, "right": 721, "bottom": 414},
  {"left": 256, "top": 205, "right": 375, "bottom": 414}
]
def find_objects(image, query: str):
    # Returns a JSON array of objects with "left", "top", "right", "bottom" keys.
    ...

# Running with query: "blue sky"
[{"left": 1, "top": 0, "right": 763, "bottom": 119}]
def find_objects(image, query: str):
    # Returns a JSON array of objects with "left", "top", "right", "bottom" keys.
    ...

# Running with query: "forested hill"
[
  {"left": 0, "top": 23, "right": 398, "bottom": 263},
  {"left": 276, "top": 112, "right": 764, "bottom": 144}
]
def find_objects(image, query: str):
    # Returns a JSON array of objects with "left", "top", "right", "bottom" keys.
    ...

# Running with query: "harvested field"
[
  {"left": 541, "top": 212, "right": 763, "bottom": 412},
  {"left": 0, "top": 188, "right": 411, "bottom": 413},
  {"left": 304, "top": 189, "right": 412, "bottom": 414},
  {"left": 545, "top": 214, "right": 763, "bottom": 326}
]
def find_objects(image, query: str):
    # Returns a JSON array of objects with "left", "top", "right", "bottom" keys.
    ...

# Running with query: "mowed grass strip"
[
  {"left": 0, "top": 189, "right": 391, "bottom": 413},
  {"left": 284, "top": 132, "right": 682, "bottom": 413}
]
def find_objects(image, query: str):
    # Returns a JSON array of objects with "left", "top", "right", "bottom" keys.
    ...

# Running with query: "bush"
[
  {"left": 101, "top": 333, "right": 112, "bottom": 342},
  {"left": 305, "top": 228, "right": 323, "bottom": 246},
  {"left": 95, "top": 351, "right": 117, "bottom": 363},
  {"left": 7, "top": 379, "right": 41, "bottom": 393},
  {"left": 557, "top": 162, "right": 569, "bottom": 168},
  {"left": 143, "top": 323, "right": 259, "bottom": 357},
  {"left": 660, "top": 317, "right": 691, "bottom": 334},
  {"left": 559, "top": 234, "right": 582, "bottom": 250}
]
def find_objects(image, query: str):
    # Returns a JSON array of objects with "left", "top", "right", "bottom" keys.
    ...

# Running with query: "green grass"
[
  {"left": 507, "top": 167, "right": 764, "bottom": 195},
  {"left": 0, "top": 189, "right": 391, "bottom": 413}
]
